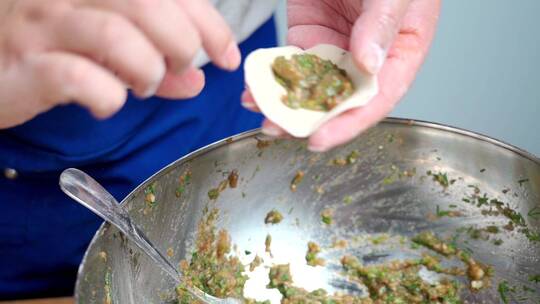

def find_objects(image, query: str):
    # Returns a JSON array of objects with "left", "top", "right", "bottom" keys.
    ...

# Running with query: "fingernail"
[
  {"left": 143, "top": 61, "right": 166, "bottom": 97},
  {"left": 261, "top": 124, "right": 283, "bottom": 137},
  {"left": 222, "top": 41, "right": 241, "bottom": 70},
  {"left": 142, "top": 81, "right": 160, "bottom": 98},
  {"left": 241, "top": 100, "right": 257, "bottom": 111},
  {"left": 362, "top": 43, "right": 385, "bottom": 75}
]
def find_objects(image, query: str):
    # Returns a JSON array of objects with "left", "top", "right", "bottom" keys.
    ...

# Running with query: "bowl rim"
[{"left": 73, "top": 117, "right": 539, "bottom": 302}]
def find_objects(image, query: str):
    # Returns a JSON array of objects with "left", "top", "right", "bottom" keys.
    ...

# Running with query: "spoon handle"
[
  {"left": 59, "top": 168, "right": 234, "bottom": 303},
  {"left": 60, "top": 168, "right": 181, "bottom": 280}
]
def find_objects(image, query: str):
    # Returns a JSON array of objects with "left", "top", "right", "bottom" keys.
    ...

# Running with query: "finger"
[
  {"left": 261, "top": 119, "right": 289, "bottom": 138},
  {"left": 52, "top": 7, "right": 165, "bottom": 98},
  {"left": 155, "top": 67, "right": 205, "bottom": 99},
  {"left": 287, "top": 25, "right": 349, "bottom": 50},
  {"left": 350, "top": 0, "right": 411, "bottom": 74},
  {"left": 178, "top": 0, "right": 241, "bottom": 70},
  {"left": 307, "top": 60, "right": 403, "bottom": 152},
  {"left": 29, "top": 52, "right": 126, "bottom": 118},
  {"left": 240, "top": 89, "right": 261, "bottom": 112},
  {"left": 309, "top": 0, "right": 441, "bottom": 152},
  {"left": 84, "top": 0, "right": 201, "bottom": 74}
]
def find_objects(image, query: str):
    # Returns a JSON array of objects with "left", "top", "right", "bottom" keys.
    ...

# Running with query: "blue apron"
[{"left": 0, "top": 18, "right": 276, "bottom": 300}]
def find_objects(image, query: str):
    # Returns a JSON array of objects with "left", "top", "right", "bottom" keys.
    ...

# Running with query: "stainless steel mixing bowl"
[{"left": 75, "top": 118, "right": 540, "bottom": 303}]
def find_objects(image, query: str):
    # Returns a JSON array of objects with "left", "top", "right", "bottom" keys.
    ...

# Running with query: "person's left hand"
[{"left": 242, "top": 0, "right": 440, "bottom": 151}]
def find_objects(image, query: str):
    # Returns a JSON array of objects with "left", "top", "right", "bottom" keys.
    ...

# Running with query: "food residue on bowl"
[{"left": 265, "top": 210, "right": 284, "bottom": 225}]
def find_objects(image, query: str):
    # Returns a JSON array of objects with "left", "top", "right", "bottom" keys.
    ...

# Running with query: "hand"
[
  {"left": 242, "top": 0, "right": 440, "bottom": 151},
  {"left": 0, "top": 0, "right": 240, "bottom": 129}
]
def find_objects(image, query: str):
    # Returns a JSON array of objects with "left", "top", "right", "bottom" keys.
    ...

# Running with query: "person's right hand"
[{"left": 0, "top": 0, "right": 241, "bottom": 129}]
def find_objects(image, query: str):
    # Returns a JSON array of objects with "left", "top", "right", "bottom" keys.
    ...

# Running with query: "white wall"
[{"left": 275, "top": 0, "right": 540, "bottom": 156}]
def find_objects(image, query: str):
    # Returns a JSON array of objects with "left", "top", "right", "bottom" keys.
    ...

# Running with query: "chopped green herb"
[
  {"left": 320, "top": 209, "right": 333, "bottom": 225},
  {"left": 524, "top": 230, "right": 540, "bottom": 242},
  {"left": 432, "top": 172, "right": 450, "bottom": 188},
  {"left": 370, "top": 234, "right": 389, "bottom": 245},
  {"left": 528, "top": 206, "right": 540, "bottom": 219},
  {"left": 477, "top": 194, "right": 489, "bottom": 207},
  {"left": 175, "top": 185, "right": 185, "bottom": 197},
  {"left": 382, "top": 175, "right": 396, "bottom": 185},
  {"left": 208, "top": 188, "right": 219, "bottom": 200},
  {"left": 486, "top": 225, "right": 500, "bottom": 234},
  {"left": 343, "top": 195, "right": 353, "bottom": 205},
  {"left": 305, "top": 241, "right": 325, "bottom": 266},
  {"left": 436, "top": 205, "right": 462, "bottom": 217},
  {"left": 144, "top": 182, "right": 157, "bottom": 207},
  {"left": 522, "top": 285, "right": 535, "bottom": 293},
  {"left": 493, "top": 239, "right": 503, "bottom": 246},
  {"left": 104, "top": 270, "right": 113, "bottom": 304},
  {"left": 265, "top": 234, "right": 272, "bottom": 254},
  {"left": 501, "top": 206, "right": 526, "bottom": 227},
  {"left": 498, "top": 281, "right": 515, "bottom": 304},
  {"left": 528, "top": 274, "right": 540, "bottom": 283},
  {"left": 175, "top": 170, "right": 192, "bottom": 198},
  {"left": 346, "top": 150, "right": 360, "bottom": 164}
]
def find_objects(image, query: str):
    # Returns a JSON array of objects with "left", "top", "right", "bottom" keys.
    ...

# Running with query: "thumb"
[{"left": 351, "top": 0, "right": 411, "bottom": 74}]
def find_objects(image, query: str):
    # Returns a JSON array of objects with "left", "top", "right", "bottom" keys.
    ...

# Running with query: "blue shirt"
[{"left": 0, "top": 18, "right": 276, "bottom": 300}]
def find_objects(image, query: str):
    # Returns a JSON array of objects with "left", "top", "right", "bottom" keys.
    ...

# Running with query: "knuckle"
[
  {"left": 99, "top": 15, "right": 130, "bottom": 48},
  {"left": 182, "top": 37, "right": 201, "bottom": 61},
  {"left": 18, "top": 0, "right": 70, "bottom": 22},
  {"left": 169, "top": 34, "right": 200, "bottom": 71},
  {"left": 61, "top": 60, "right": 90, "bottom": 89}
]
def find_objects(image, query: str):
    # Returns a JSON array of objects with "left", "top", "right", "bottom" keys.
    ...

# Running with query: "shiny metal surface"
[
  {"left": 59, "top": 169, "right": 240, "bottom": 304},
  {"left": 75, "top": 118, "right": 540, "bottom": 303}
]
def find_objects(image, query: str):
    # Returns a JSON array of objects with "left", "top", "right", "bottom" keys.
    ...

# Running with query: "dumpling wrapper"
[{"left": 244, "top": 44, "right": 379, "bottom": 138}]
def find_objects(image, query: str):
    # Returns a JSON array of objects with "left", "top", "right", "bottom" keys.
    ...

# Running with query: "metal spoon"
[{"left": 60, "top": 168, "right": 240, "bottom": 304}]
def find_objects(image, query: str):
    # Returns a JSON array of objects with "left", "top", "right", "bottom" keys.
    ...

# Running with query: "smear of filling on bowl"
[
  {"left": 175, "top": 206, "right": 496, "bottom": 304},
  {"left": 168, "top": 139, "right": 540, "bottom": 303},
  {"left": 176, "top": 208, "right": 247, "bottom": 303},
  {"left": 271, "top": 54, "right": 354, "bottom": 112}
]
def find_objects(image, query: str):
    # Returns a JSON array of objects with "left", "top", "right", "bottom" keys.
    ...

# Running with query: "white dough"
[{"left": 244, "top": 44, "right": 379, "bottom": 138}]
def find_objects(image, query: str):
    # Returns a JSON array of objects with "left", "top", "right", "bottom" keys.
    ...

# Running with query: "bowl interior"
[{"left": 75, "top": 119, "right": 540, "bottom": 303}]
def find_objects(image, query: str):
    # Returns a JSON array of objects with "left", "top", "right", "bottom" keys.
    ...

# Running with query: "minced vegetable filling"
[
  {"left": 272, "top": 54, "right": 354, "bottom": 112},
  {"left": 176, "top": 208, "right": 247, "bottom": 303},
  {"left": 176, "top": 207, "right": 493, "bottom": 304}
]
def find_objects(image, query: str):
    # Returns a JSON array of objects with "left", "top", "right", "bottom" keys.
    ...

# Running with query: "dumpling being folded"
[{"left": 244, "top": 44, "right": 378, "bottom": 138}]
